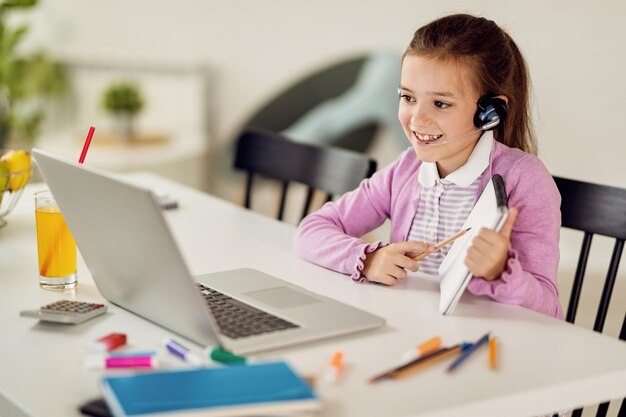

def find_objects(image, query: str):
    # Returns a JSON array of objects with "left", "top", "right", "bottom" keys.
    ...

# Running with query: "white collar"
[{"left": 418, "top": 130, "right": 494, "bottom": 188}]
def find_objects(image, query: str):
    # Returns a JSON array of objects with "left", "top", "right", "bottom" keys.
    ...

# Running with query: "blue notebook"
[{"left": 100, "top": 361, "right": 321, "bottom": 417}]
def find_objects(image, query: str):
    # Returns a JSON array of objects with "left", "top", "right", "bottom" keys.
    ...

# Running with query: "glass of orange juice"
[{"left": 34, "top": 190, "right": 77, "bottom": 290}]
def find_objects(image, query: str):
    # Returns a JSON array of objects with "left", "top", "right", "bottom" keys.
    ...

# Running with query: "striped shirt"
[
  {"left": 408, "top": 175, "right": 483, "bottom": 276},
  {"left": 408, "top": 132, "right": 493, "bottom": 277}
]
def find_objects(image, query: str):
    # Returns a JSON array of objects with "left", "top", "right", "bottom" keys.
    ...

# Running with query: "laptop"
[{"left": 32, "top": 149, "right": 385, "bottom": 355}]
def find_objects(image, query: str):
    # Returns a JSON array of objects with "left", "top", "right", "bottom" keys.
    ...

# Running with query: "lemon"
[
  {"left": 0, "top": 150, "right": 31, "bottom": 191},
  {"left": 0, "top": 161, "right": 8, "bottom": 192},
  {"left": 0, "top": 161, "right": 7, "bottom": 205}
]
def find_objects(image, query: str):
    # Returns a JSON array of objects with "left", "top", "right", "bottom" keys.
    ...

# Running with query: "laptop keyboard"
[{"left": 197, "top": 283, "right": 299, "bottom": 339}]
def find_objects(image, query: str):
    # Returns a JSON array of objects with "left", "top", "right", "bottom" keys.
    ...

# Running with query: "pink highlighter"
[{"left": 84, "top": 354, "right": 158, "bottom": 370}]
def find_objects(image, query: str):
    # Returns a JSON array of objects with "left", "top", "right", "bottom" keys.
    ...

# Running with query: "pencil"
[
  {"left": 390, "top": 346, "right": 462, "bottom": 380},
  {"left": 369, "top": 345, "right": 461, "bottom": 383},
  {"left": 489, "top": 335, "right": 497, "bottom": 370},
  {"left": 412, "top": 227, "right": 471, "bottom": 261}
]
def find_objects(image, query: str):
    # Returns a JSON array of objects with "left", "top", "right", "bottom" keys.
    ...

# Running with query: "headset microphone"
[
  {"left": 415, "top": 93, "right": 507, "bottom": 146},
  {"left": 421, "top": 115, "right": 501, "bottom": 146}
]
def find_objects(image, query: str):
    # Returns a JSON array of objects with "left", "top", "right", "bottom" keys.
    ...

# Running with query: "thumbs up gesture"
[{"left": 464, "top": 207, "right": 519, "bottom": 281}]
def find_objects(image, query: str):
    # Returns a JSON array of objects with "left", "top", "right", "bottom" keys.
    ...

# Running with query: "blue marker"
[
  {"left": 163, "top": 338, "right": 203, "bottom": 367},
  {"left": 446, "top": 332, "right": 491, "bottom": 372}
]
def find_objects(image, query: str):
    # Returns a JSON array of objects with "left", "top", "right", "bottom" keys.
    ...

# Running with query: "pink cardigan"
[{"left": 294, "top": 141, "right": 563, "bottom": 318}]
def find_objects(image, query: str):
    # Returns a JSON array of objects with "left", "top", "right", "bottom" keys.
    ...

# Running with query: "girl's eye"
[
  {"left": 434, "top": 100, "right": 450, "bottom": 109},
  {"left": 399, "top": 94, "right": 414, "bottom": 103}
]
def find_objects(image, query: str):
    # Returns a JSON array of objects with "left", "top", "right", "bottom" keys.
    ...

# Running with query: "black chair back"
[
  {"left": 234, "top": 128, "right": 377, "bottom": 222},
  {"left": 553, "top": 176, "right": 626, "bottom": 417}
]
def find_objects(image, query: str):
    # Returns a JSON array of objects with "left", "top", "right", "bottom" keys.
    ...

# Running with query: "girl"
[{"left": 294, "top": 14, "right": 563, "bottom": 318}]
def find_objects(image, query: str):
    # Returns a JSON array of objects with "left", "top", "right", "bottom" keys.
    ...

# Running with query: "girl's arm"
[
  {"left": 294, "top": 151, "right": 409, "bottom": 281},
  {"left": 467, "top": 157, "right": 563, "bottom": 318}
]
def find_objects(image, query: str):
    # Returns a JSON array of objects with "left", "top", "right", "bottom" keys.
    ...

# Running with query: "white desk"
[{"left": 1, "top": 173, "right": 625, "bottom": 417}]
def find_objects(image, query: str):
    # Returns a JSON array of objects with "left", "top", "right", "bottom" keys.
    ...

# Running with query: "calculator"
[{"left": 20, "top": 300, "right": 107, "bottom": 324}]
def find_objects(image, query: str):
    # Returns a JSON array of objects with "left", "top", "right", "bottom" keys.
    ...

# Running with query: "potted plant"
[
  {"left": 0, "top": 0, "right": 66, "bottom": 149},
  {"left": 102, "top": 82, "right": 144, "bottom": 140}
]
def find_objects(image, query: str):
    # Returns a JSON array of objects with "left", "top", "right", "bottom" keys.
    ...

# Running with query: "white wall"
[
  {"left": 19, "top": 1, "right": 626, "bottom": 341},
  {"left": 24, "top": 0, "right": 626, "bottom": 186}
]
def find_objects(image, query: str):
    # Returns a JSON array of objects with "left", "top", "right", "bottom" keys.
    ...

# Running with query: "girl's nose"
[{"left": 410, "top": 104, "right": 431, "bottom": 126}]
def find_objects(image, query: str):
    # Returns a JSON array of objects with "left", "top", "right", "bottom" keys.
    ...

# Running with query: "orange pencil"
[
  {"left": 369, "top": 345, "right": 462, "bottom": 383},
  {"left": 391, "top": 346, "right": 462, "bottom": 380},
  {"left": 489, "top": 336, "right": 497, "bottom": 370},
  {"left": 413, "top": 227, "right": 471, "bottom": 261}
]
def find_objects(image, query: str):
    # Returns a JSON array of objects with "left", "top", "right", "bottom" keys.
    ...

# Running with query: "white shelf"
[
  {"left": 36, "top": 130, "right": 210, "bottom": 190},
  {"left": 33, "top": 53, "right": 214, "bottom": 190}
]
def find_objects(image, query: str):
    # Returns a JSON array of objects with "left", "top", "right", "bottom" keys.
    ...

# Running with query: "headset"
[
  {"left": 399, "top": 90, "right": 509, "bottom": 145},
  {"left": 473, "top": 93, "right": 508, "bottom": 132}
]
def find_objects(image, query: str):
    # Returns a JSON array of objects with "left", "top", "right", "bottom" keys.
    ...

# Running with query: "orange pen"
[{"left": 489, "top": 336, "right": 497, "bottom": 370}]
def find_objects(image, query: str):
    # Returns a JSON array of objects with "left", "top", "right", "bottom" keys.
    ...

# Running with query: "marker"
[
  {"left": 84, "top": 354, "right": 158, "bottom": 370},
  {"left": 321, "top": 351, "right": 345, "bottom": 383},
  {"left": 207, "top": 347, "right": 247, "bottom": 365},
  {"left": 401, "top": 336, "right": 442, "bottom": 362},
  {"left": 446, "top": 332, "right": 491, "bottom": 373},
  {"left": 86, "top": 332, "right": 127, "bottom": 353},
  {"left": 163, "top": 338, "right": 203, "bottom": 367}
]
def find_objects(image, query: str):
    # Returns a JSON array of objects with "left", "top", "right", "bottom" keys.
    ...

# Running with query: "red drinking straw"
[
  {"left": 40, "top": 126, "right": 96, "bottom": 275},
  {"left": 79, "top": 126, "right": 95, "bottom": 164}
]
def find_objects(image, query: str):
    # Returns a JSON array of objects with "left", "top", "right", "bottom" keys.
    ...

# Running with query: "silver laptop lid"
[{"left": 32, "top": 149, "right": 221, "bottom": 347}]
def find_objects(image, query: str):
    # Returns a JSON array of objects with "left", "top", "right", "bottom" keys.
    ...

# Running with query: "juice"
[{"left": 35, "top": 206, "right": 76, "bottom": 277}]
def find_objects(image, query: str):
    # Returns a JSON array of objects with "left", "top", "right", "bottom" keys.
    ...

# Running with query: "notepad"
[
  {"left": 100, "top": 361, "right": 322, "bottom": 417},
  {"left": 438, "top": 174, "right": 509, "bottom": 315}
]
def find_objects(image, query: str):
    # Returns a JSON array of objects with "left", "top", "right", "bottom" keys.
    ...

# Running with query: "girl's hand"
[
  {"left": 362, "top": 241, "right": 434, "bottom": 286},
  {"left": 465, "top": 207, "right": 519, "bottom": 281}
]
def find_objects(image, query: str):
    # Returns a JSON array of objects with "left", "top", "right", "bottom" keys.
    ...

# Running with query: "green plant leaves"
[
  {"left": 0, "top": 0, "right": 65, "bottom": 146},
  {"left": 102, "top": 82, "right": 144, "bottom": 115}
]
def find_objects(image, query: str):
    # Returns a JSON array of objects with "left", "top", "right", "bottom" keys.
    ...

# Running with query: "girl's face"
[{"left": 399, "top": 54, "right": 482, "bottom": 177}]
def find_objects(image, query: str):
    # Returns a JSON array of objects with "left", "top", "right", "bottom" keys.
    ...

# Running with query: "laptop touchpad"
[{"left": 243, "top": 287, "right": 322, "bottom": 309}]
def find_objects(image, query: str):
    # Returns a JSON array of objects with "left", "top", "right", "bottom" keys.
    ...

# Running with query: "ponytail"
[{"left": 502, "top": 34, "right": 536, "bottom": 155}]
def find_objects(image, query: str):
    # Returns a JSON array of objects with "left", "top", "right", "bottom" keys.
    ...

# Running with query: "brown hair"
[{"left": 405, "top": 14, "right": 536, "bottom": 154}]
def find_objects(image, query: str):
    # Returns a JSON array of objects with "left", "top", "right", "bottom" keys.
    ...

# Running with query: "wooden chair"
[
  {"left": 553, "top": 176, "right": 626, "bottom": 417},
  {"left": 234, "top": 128, "right": 377, "bottom": 222}
]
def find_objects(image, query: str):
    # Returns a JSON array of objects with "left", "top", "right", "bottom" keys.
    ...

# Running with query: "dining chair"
[
  {"left": 234, "top": 128, "right": 377, "bottom": 222},
  {"left": 553, "top": 176, "right": 626, "bottom": 417}
]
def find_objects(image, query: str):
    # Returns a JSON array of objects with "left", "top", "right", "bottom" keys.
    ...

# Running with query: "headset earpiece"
[{"left": 474, "top": 93, "right": 509, "bottom": 131}]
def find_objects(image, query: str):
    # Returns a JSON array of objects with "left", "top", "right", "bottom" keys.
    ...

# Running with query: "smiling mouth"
[{"left": 413, "top": 131, "right": 444, "bottom": 143}]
